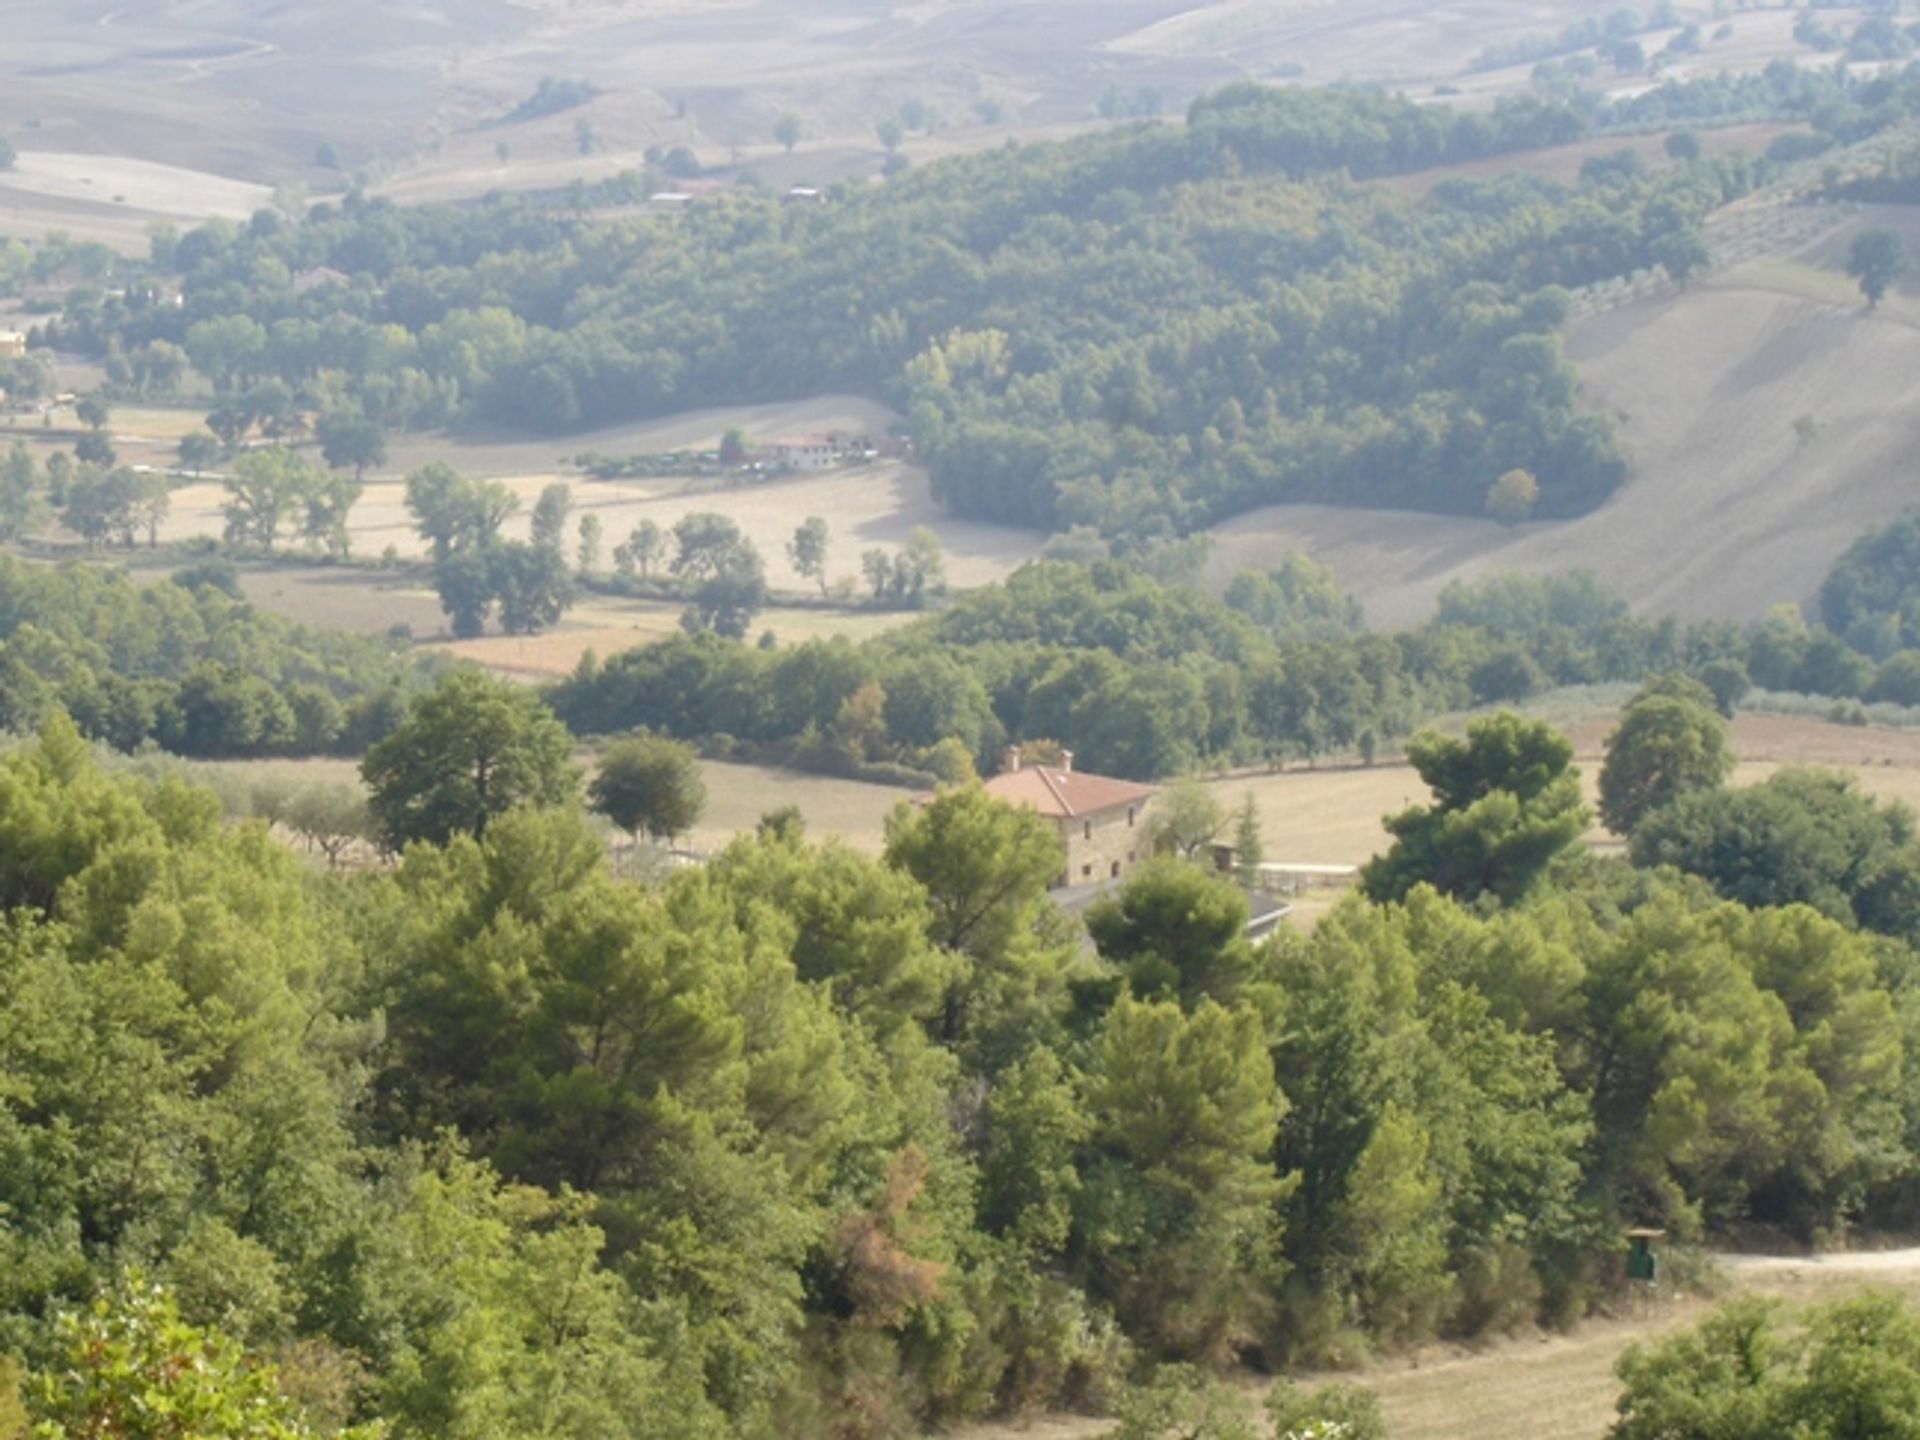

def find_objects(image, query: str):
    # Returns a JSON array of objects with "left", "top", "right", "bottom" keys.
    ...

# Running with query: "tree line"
[
  {"left": 13, "top": 497, "right": 1920, "bottom": 784},
  {"left": 0, "top": 548, "right": 421, "bottom": 758},
  {"left": 549, "top": 549, "right": 1920, "bottom": 784}
]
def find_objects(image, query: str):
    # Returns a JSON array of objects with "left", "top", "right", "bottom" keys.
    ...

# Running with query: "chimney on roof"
[
  {"left": 1060, "top": 749, "right": 1074, "bottom": 773},
  {"left": 1003, "top": 744, "right": 1022, "bottom": 774}
]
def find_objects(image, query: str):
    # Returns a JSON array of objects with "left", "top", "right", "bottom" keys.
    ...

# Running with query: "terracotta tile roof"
[{"left": 981, "top": 767, "right": 1157, "bottom": 820}]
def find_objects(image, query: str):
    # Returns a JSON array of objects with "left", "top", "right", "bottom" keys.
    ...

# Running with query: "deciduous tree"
[
  {"left": 589, "top": 732, "right": 707, "bottom": 845},
  {"left": 788, "top": 515, "right": 830, "bottom": 595},
  {"left": 488, "top": 540, "right": 573, "bottom": 634},
  {"left": 577, "top": 512, "right": 601, "bottom": 577},
  {"left": 1485, "top": 468, "right": 1540, "bottom": 525},
  {"left": 1150, "top": 777, "right": 1225, "bottom": 860},
  {"left": 530, "top": 481, "right": 573, "bottom": 553},
  {"left": 29, "top": 1282, "right": 381, "bottom": 1439},
  {"left": 1848, "top": 227, "right": 1908, "bottom": 309},
  {"left": 1599, "top": 687, "right": 1733, "bottom": 835},
  {"left": 223, "top": 446, "right": 321, "bottom": 552},
  {"left": 178, "top": 431, "right": 222, "bottom": 476},
  {"left": 362, "top": 669, "right": 580, "bottom": 846},
  {"left": 315, "top": 408, "right": 387, "bottom": 480}
]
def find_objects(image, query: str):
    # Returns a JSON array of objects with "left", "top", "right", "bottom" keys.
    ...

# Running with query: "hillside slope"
[{"left": 1210, "top": 209, "right": 1920, "bottom": 626}]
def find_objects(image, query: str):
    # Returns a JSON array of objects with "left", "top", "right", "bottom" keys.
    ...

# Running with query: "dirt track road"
[
  {"left": 1721, "top": 1246, "right": 1920, "bottom": 1277},
  {"left": 946, "top": 1247, "right": 1920, "bottom": 1440}
]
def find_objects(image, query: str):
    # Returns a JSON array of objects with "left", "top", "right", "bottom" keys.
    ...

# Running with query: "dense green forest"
[
  {"left": 0, "top": 553, "right": 419, "bottom": 758},
  {"left": 35, "top": 64, "right": 1920, "bottom": 537},
  {"left": 8, "top": 653, "right": 1920, "bottom": 1435}
]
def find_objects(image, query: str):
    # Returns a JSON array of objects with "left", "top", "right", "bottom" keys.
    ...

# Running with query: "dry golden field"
[
  {"left": 685, "top": 760, "right": 912, "bottom": 856},
  {"left": 1201, "top": 712, "right": 1920, "bottom": 875},
  {"left": 196, "top": 751, "right": 911, "bottom": 862},
  {"left": 14, "top": 395, "right": 1043, "bottom": 601},
  {"left": 231, "top": 566, "right": 449, "bottom": 638},
  {"left": 222, "top": 562, "right": 919, "bottom": 673},
  {"left": 437, "top": 601, "right": 915, "bottom": 680},
  {"left": 1350, "top": 1251, "right": 1920, "bottom": 1440}
]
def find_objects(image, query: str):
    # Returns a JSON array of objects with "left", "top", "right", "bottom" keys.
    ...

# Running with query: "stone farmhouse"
[
  {"left": 766, "top": 432, "right": 876, "bottom": 472},
  {"left": 981, "top": 750, "right": 1157, "bottom": 889}
]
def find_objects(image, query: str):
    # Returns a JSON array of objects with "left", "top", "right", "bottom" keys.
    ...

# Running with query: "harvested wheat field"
[
  {"left": 1208, "top": 205, "right": 1920, "bottom": 628},
  {"left": 684, "top": 760, "right": 910, "bottom": 856},
  {"left": 436, "top": 596, "right": 918, "bottom": 679},
  {"left": 231, "top": 566, "right": 449, "bottom": 637},
  {"left": 1203, "top": 711, "right": 1920, "bottom": 873},
  {"left": 225, "top": 559, "right": 920, "bottom": 670},
  {"left": 192, "top": 751, "right": 909, "bottom": 859},
  {"left": 136, "top": 396, "right": 1040, "bottom": 594}
]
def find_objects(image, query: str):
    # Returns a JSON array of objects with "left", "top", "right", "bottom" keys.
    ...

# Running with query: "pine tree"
[{"left": 1232, "top": 791, "right": 1265, "bottom": 885}]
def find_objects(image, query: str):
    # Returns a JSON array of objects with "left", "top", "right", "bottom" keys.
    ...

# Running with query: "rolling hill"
[{"left": 1209, "top": 204, "right": 1920, "bottom": 626}]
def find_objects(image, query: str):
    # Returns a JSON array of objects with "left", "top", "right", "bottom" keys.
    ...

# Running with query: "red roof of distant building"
[{"left": 981, "top": 766, "right": 1156, "bottom": 820}]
